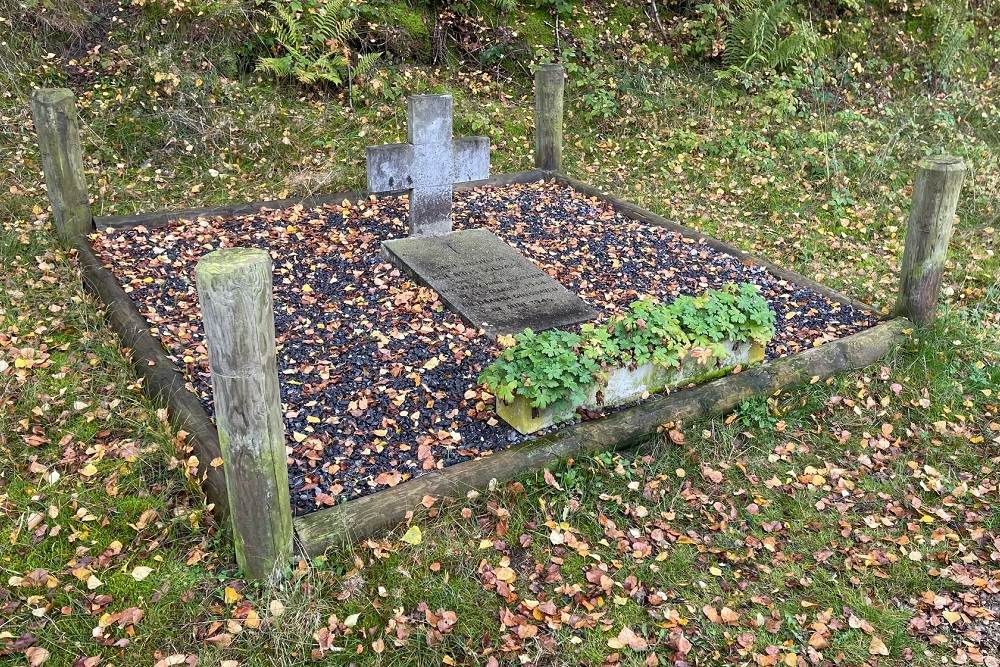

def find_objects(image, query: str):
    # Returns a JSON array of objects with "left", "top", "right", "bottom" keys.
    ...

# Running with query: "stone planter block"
[{"left": 497, "top": 340, "right": 765, "bottom": 434}]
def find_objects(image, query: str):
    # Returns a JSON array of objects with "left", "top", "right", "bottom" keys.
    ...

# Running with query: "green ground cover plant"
[
  {"left": 256, "top": 0, "right": 381, "bottom": 89},
  {"left": 1, "top": 0, "right": 998, "bottom": 665},
  {"left": 480, "top": 283, "right": 775, "bottom": 408}
]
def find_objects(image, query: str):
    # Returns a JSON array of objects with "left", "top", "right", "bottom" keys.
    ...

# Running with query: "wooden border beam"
[{"left": 292, "top": 318, "right": 908, "bottom": 555}]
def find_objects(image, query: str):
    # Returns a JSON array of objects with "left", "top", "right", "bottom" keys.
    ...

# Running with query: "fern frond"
[
  {"left": 259, "top": 0, "right": 362, "bottom": 89},
  {"left": 354, "top": 51, "right": 382, "bottom": 78},
  {"left": 257, "top": 55, "right": 296, "bottom": 76},
  {"left": 295, "top": 67, "right": 320, "bottom": 85},
  {"left": 313, "top": 6, "right": 356, "bottom": 46},
  {"left": 270, "top": 2, "right": 302, "bottom": 49},
  {"left": 722, "top": 0, "right": 809, "bottom": 76}
]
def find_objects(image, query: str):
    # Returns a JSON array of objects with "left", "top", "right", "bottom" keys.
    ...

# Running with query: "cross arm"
[
  {"left": 452, "top": 137, "right": 490, "bottom": 184},
  {"left": 367, "top": 143, "right": 415, "bottom": 193}
]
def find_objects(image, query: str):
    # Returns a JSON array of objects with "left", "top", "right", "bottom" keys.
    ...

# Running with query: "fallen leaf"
[
  {"left": 869, "top": 636, "right": 890, "bottom": 656},
  {"left": 26, "top": 647, "right": 50, "bottom": 666},
  {"left": 401, "top": 525, "right": 422, "bottom": 545},
  {"left": 608, "top": 626, "right": 648, "bottom": 651}
]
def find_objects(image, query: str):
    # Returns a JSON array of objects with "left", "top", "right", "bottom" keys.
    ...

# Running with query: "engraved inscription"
[{"left": 382, "top": 228, "right": 597, "bottom": 336}]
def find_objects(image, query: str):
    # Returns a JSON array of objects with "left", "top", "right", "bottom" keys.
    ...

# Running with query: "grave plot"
[
  {"left": 90, "top": 179, "right": 880, "bottom": 516},
  {"left": 37, "top": 68, "right": 954, "bottom": 574}
]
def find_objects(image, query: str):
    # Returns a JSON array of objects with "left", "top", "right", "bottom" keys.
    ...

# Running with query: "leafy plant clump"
[
  {"left": 479, "top": 283, "right": 776, "bottom": 409},
  {"left": 256, "top": 0, "right": 381, "bottom": 87}
]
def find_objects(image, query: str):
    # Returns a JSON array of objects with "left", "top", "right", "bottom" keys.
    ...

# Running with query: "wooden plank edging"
[
  {"left": 293, "top": 318, "right": 909, "bottom": 556},
  {"left": 73, "top": 236, "right": 230, "bottom": 519},
  {"left": 94, "top": 170, "right": 548, "bottom": 230}
]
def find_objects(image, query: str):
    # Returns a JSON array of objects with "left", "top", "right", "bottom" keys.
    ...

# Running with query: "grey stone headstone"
[
  {"left": 383, "top": 229, "right": 597, "bottom": 337},
  {"left": 366, "top": 95, "right": 490, "bottom": 237}
]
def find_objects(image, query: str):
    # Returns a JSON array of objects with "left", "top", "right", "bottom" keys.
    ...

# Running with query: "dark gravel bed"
[{"left": 92, "top": 180, "right": 880, "bottom": 515}]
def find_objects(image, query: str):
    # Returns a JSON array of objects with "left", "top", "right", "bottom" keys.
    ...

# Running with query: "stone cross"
[{"left": 366, "top": 95, "right": 490, "bottom": 237}]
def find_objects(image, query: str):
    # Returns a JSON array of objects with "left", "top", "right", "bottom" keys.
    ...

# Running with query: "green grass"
[{"left": 2, "top": 0, "right": 999, "bottom": 664}]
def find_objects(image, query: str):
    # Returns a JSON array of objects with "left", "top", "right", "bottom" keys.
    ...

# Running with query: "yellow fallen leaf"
[
  {"left": 244, "top": 608, "right": 261, "bottom": 629},
  {"left": 80, "top": 464, "right": 98, "bottom": 477},
  {"left": 224, "top": 586, "right": 242, "bottom": 604},
  {"left": 131, "top": 566, "right": 154, "bottom": 582},
  {"left": 401, "top": 525, "right": 422, "bottom": 545}
]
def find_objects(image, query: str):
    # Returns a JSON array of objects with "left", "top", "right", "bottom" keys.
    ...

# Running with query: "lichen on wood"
[
  {"left": 534, "top": 64, "right": 565, "bottom": 172},
  {"left": 895, "top": 156, "right": 966, "bottom": 326},
  {"left": 196, "top": 248, "right": 293, "bottom": 582},
  {"left": 30, "top": 88, "right": 93, "bottom": 243}
]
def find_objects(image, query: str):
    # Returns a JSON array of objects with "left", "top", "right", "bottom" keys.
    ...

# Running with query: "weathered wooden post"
[
  {"left": 195, "top": 248, "right": 293, "bottom": 582},
  {"left": 895, "top": 155, "right": 967, "bottom": 326},
  {"left": 534, "top": 63, "right": 565, "bottom": 172},
  {"left": 30, "top": 88, "right": 93, "bottom": 244}
]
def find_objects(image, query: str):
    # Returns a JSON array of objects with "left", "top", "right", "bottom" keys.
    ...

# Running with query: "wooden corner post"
[
  {"left": 895, "top": 155, "right": 967, "bottom": 326},
  {"left": 195, "top": 248, "right": 293, "bottom": 582},
  {"left": 30, "top": 88, "right": 93, "bottom": 244},
  {"left": 534, "top": 63, "right": 565, "bottom": 172}
]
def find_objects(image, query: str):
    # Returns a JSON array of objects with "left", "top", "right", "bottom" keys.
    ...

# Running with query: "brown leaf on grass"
[
  {"left": 701, "top": 466, "right": 724, "bottom": 484},
  {"left": 808, "top": 627, "right": 830, "bottom": 649},
  {"left": 25, "top": 647, "right": 50, "bottom": 666},
  {"left": 869, "top": 636, "right": 890, "bottom": 656},
  {"left": 703, "top": 605, "right": 722, "bottom": 623},
  {"left": 493, "top": 567, "right": 516, "bottom": 583},
  {"left": 848, "top": 614, "right": 874, "bottom": 634},
  {"left": 720, "top": 606, "right": 740, "bottom": 624},
  {"left": 152, "top": 656, "right": 190, "bottom": 667},
  {"left": 543, "top": 468, "right": 562, "bottom": 490},
  {"left": 608, "top": 626, "right": 648, "bottom": 651}
]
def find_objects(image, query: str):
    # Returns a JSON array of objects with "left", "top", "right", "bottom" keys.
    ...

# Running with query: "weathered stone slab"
[
  {"left": 383, "top": 229, "right": 597, "bottom": 336},
  {"left": 366, "top": 95, "right": 490, "bottom": 237}
]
